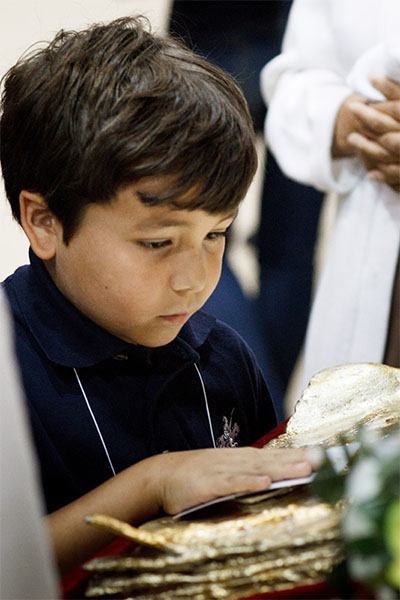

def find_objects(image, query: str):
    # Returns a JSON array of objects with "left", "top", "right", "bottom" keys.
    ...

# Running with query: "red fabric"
[
  {"left": 244, "top": 581, "right": 332, "bottom": 599},
  {"left": 245, "top": 581, "right": 376, "bottom": 600},
  {"left": 252, "top": 419, "right": 289, "bottom": 448},
  {"left": 62, "top": 538, "right": 134, "bottom": 599}
]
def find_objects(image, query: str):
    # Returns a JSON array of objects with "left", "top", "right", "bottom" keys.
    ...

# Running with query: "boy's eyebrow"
[
  {"left": 138, "top": 217, "right": 195, "bottom": 229},
  {"left": 138, "top": 213, "right": 236, "bottom": 230},
  {"left": 136, "top": 209, "right": 238, "bottom": 230}
]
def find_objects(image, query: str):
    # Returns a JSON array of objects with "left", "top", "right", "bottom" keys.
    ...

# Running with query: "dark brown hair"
[{"left": 0, "top": 16, "right": 257, "bottom": 242}]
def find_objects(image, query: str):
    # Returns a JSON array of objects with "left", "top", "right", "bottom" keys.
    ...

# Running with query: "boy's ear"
[{"left": 19, "top": 191, "right": 61, "bottom": 260}]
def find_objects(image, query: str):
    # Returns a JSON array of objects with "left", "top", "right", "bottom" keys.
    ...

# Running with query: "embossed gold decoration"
[
  {"left": 84, "top": 490, "right": 343, "bottom": 598},
  {"left": 84, "top": 363, "right": 399, "bottom": 599},
  {"left": 267, "top": 363, "right": 400, "bottom": 448}
]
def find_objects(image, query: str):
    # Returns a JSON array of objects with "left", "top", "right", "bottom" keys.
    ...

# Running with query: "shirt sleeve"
[{"left": 261, "top": 0, "right": 363, "bottom": 193}]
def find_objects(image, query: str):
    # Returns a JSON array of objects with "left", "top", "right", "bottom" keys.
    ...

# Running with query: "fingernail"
[{"left": 305, "top": 446, "right": 324, "bottom": 468}]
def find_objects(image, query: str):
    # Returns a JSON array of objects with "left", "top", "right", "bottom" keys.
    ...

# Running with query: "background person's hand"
[
  {"left": 333, "top": 78, "right": 400, "bottom": 192},
  {"left": 348, "top": 128, "right": 400, "bottom": 192},
  {"left": 333, "top": 93, "right": 400, "bottom": 156},
  {"left": 352, "top": 77, "right": 400, "bottom": 192},
  {"left": 370, "top": 76, "right": 400, "bottom": 109},
  {"left": 150, "top": 446, "right": 312, "bottom": 515},
  {"left": 332, "top": 93, "right": 372, "bottom": 158}
]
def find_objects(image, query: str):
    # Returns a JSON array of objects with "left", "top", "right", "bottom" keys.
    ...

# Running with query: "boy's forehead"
[
  {"left": 134, "top": 174, "right": 179, "bottom": 194},
  {"left": 122, "top": 177, "right": 238, "bottom": 223},
  {"left": 135, "top": 176, "right": 204, "bottom": 206},
  {"left": 135, "top": 207, "right": 237, "bottom": 231}
]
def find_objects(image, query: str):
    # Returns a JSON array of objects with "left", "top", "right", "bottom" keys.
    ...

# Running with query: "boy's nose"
[{"left": 169, "top": 250, "right": 207, "bottom": 294}]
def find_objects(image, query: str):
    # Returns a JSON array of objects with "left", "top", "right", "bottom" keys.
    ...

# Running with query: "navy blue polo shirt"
[{"left": 2, "top": 250, "right": 276, "bottom": 513}]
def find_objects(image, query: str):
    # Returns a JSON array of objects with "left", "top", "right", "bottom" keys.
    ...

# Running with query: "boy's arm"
[{"left": 47, "top": 447, "right": 312, "bottom": 574}]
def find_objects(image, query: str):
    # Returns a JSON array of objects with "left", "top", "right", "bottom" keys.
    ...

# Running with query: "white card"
[{"left": 173, "top": 474, "right": 315, "bottom": 519}]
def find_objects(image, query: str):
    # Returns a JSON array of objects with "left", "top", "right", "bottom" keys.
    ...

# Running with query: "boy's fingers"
[
  {"left": 305, "top": 446, "right": 324, "bottom": 468},
  {"left": 259, "top": 447, "right": 310, "bottom": 462},
  {"left": 161, "top": 448, "right": 315, "bottom": 515},
  {"left": 222, "top": 473, "right": 272, "bottom": 495},
  {"left": 239, "top": 448, "right": 312, "bottom": 479},
  {"left": 218, "top": 446, "right": 310, "bottom": 464},
  {"left": 264, "top": 461, "right": 313, "bottom": 481}
]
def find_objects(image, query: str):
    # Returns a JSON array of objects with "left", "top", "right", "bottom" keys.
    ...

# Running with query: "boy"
[{"left": 0, "top": 17, "right": 311, "bottom": 572}]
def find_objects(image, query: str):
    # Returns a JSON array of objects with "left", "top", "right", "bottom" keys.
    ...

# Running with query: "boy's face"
[{"left": 48, "top": 179, "right": 235, "bottom": 347}]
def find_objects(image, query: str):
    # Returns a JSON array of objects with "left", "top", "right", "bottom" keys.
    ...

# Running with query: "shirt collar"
[{"left": 8, "top": 249, "right": 216, "bottom": 368}]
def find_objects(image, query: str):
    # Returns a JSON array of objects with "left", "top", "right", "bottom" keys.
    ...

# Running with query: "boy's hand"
[
  {"left": 48, "top": 447, "right": 312, "bottom": 572},
  {"left": 149, "top": 447, "right": 312, "bottom": 515}
]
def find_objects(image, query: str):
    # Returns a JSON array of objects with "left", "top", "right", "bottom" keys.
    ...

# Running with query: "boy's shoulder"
[
  {"left": 2, "top": 263, "right": 30, "bottom": 320},
  {"left": 2, "top": 260, "right": 133, "bottom": 368}
]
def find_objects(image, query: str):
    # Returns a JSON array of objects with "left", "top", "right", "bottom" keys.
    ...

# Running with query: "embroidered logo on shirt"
[{"left": 216, "top": 411, "right": 240, "bottom": 448}]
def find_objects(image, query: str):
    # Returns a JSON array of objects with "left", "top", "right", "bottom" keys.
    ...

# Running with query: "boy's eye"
[
  {"left": 206, "top": 231, "right": 228, "bottom": 241},
  {"left": 139, "top": 240, "right": 172, "bottom": 250}
]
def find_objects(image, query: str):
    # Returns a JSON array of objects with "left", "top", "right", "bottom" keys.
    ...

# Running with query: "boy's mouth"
[{"left": 159, "top": 313, "right": 190, "bottom": 325}]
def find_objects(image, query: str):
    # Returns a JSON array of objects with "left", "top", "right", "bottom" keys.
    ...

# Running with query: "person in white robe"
[{"left": 261, "top": 0, "right": 400, "bottom": 390}]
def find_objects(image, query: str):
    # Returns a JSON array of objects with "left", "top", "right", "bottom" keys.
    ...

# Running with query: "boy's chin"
[
  {"left": 121, "top": 329, "right": 184, "bottom": 348},
  {"left": 144, "top": 331, "right": 184, "bottom": 348}
]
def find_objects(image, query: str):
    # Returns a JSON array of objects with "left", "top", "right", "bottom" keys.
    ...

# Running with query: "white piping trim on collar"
[
  {"left": 194, "top": 363, "right": 216, "bottom": 448},
  {"left": 72, "top": 363, "right": 216, "bottom": 476},
  {"left": 73, "top": 367, "right": 116, "bottom": 476}
]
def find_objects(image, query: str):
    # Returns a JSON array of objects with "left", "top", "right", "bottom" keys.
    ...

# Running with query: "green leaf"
[{"left": 311, "top": 459, "right": 346, "bottom": 504}]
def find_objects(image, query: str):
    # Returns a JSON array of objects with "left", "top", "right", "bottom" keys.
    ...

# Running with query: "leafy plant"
[{"left": 312, "top": 428, "right": 400, "bottom": 599}]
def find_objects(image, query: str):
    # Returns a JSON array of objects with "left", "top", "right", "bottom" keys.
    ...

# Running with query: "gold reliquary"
[{"left": 83, "top": 363, "right": 400, "bottom": 599}]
